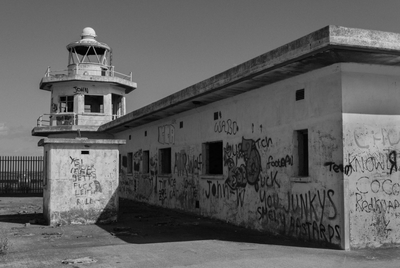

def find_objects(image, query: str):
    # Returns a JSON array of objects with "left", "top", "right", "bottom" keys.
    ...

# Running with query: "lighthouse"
[
  {"left": 33, "top": 27, "right": 136, "bottom": 136},
  {"left": 32, "top": 28, "right": 135, "bottom": 225}
]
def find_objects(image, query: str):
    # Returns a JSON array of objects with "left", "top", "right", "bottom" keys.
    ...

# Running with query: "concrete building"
[
  {"left": 34, "top": 25, "right": 400, "bottom": 250},
  {"left": 32, "top": 27, "right": 135, "bottom": 225}
]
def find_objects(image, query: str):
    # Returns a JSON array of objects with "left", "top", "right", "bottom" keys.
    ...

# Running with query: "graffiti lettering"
[
  {"left": 70, "top": 157, "right": 101, "bottom": 206},
  {"left": 355, "top": 193, "right": 400, "bottom": 213},
  {"left": 344, "top": 151, "right": 400, "bottom": 175},
  {"left": 158, "top": 124, "right": 175, "bottom": 145},
  {"left": 174, "top": 150, "right": 202, "bottom": 177},
  {"left": 214, "top": 119, "right": 239, "bottom": 135},
  {"left": 356, "top": 176, "right": 400, "bottom": 195},
  {"left": 266, "top": 155, "right": 293, "bottom": 169},
  {"left": 204, "top": 180, "right": 246, "bottom": 207},
  {"left": 353, "top": 128, "right": 400, "bottom": 149},
  {"left": 73, "top": 86, "right": 88, "bottom": 94},
  {"left": 324, "top": 162, "right": 352, "bottom": 175}
]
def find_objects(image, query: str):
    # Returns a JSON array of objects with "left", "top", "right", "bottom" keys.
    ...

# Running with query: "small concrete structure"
[
  {"left": 40, "top": 138, "right": 125, "bottom": 225},
  {"left": 33, "top": 28, "right": 135, "bottom": 225}
]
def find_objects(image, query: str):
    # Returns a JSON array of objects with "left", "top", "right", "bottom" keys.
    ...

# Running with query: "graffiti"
[
  {"left": 353, "top": 128, "right": 400, "bottom": 149},
  {"left": 150, "top": 154, "right": 158, "bottom": 194},
  {"left": 324, "top": 162, "right": 352, "bottom": 175},
  {"left": 174, "top": 150, "right": 202, "bottom": 177},
  {"left": 356, "top": 176, "right": 400, "bottom": 196},
  {"left": 255, "top": 136, "right": 273, "bottom": 150},
  {"left": 241, "top": 137, "right": 261, "bottom": 185},
  {"left": 73, "top": 86, "right": 89, "bottom": 94},
  {"left": 159, "top": 188, "right": 167, "bottom": 203},
  {"left": 224, "top": 137, "right": 275, "bottom": 191},
  {"left": 214, "top": 119, "right": 239, "bottom": 135},
  {"left": 133, "top": 149, "right": 142, "bottom": 172},
  {"left": 258, "top": 189, "right": 337, "bottom": 223},
  {"left": 51, "top": 102, "right": 57, "bottom": 112},
  {"left": 256, "top": 206, "right": 341, "bottom": 244},
  {"left": 70, "top": 156, "right": 101, "bottom": 206},
  {"left": 158, "top": 124, "right": 175, "bottom": 145},
  {"left": 259, "top": 171, "right": 280, "bottom": 188},
  {"left": 389, "top": 151, "right": 397, "bottom": 174},
  {"left": 266, "top": 155, "right": 293, "bottom": 169},
  {"left": 355, "top": 193, "right": 400, "bottom": 214},
  {"left": 183, "top": 178, "right": 198, "bottom": 200},
  {"left": 255, "top": 189, "right": 339, "bottom": 244},
  {"left": 344, "top": 150, "right": 400, "bottom": 175},
  {"left": 204, "top": 180, "right": 246, "bottom": 207}
]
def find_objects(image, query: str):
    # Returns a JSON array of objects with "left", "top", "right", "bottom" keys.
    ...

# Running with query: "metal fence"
[{"left": 0, "top": 156, "right": 43, "bottom": 195}]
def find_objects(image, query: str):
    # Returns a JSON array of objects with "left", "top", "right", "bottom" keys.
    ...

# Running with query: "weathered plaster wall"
[
  {"left": 43, "top": 143, "right": 119, "bottom": 225},
  {"left": 343, "top": 64, "right": 400, "bottom": 248},
  {"left": 117, "top": 64, "right": 344, "bottom": 248},
  {"left": 50, "top": 81, "right": 125, "bottom": 126}
]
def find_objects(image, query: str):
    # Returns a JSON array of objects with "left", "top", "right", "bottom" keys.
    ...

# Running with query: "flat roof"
[{"left": 99, "top": 25, "right": 400, "bottom": 133}]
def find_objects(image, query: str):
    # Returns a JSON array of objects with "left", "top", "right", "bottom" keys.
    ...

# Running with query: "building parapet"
[{"left": 99, "top": 25, "right": 400, "bottom": 133}]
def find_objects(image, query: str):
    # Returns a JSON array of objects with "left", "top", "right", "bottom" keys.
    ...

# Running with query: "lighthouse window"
[
  {"left": 84, "top": 95, "right": 104, "bottom": 113},
  {"left": 59, "top": 96, "right": 74, "bottom": 113}
]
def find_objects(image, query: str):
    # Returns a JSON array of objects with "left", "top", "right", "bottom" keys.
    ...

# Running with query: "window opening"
[
  {"left": 127, "top": 153, "right": 133, "bottom": 174},
  {"left": 112, "top": 94, "right": 123, "bottom": 119},
  {"left": 59, "top": 96, "right": 74, "bottom": 112},
  {"left": 297, "top": 129, "right": 309, "bottom": 176},
  {"left": 159, "top": 148, "right": 171, "bottom": 174},
  {"left": 143, "top": 150, "right": 150, "bottom": 174},
  {"left": 203, "top": 141, "right": 223, "bottom": 175},
  {"left": 84, "top": 95, "right": 104, "bottom": 113},
  {"left": 296, "top": 89, "right": 305, "bottom": 101}
]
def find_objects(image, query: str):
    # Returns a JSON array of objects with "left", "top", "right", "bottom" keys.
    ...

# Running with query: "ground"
[{"left": 0, "top": 197, "right": 399, "bottom": 268}]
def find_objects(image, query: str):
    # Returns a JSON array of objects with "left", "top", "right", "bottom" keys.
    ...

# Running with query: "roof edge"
[{"left": 99, "top": 25, "right": 400, "bottom": 132}]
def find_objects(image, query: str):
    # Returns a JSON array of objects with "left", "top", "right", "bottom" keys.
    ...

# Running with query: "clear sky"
[{"left": 1, "top": 0, "right": 400, "bottom": 156}]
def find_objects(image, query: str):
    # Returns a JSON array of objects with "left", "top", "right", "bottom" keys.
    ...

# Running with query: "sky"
[{"left": 1, "top": 0, "right": 400, "bottom": 156}]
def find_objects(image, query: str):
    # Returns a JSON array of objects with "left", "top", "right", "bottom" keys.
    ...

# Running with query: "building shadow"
[
  {"left": 95, "top": 198, "right": 340, "bottom": 250},
  {"left": 0, "top": 196, "right": 339, "bottom": 249}
]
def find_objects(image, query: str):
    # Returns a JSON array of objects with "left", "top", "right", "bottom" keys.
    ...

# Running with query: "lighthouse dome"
[{"left": 81, "top": 27, "right": 97, "bottom": 39}]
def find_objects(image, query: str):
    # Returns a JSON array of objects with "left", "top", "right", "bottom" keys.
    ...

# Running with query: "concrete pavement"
[{"left": 0, "top": 197, "right": 399, "bottom": 268}]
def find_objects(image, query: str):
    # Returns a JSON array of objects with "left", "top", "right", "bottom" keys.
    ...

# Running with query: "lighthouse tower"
[
  {"left": 33, "top": 27, "right": 136, "bottom": 137},
  {"left": 32, "top": 28, "right": 134, "bottom": 226}
]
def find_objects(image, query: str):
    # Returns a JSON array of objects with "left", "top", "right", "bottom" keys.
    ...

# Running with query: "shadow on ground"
[
  {"left": 97, "top": 198, "right": 340, "bottom": 249},
  {"left": 0, "top": 197, "right": 339, "bottom": 250}
]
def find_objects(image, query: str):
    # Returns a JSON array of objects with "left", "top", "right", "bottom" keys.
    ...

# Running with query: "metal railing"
[
  {"left": 0, "top": 156, "right": 43, "bottom": 194},
  {"left": 44, "top": 65, "right": 133, "bottom": 82},
  {"left": 37, "top": 113, "right": 122, "bottom": 127}
]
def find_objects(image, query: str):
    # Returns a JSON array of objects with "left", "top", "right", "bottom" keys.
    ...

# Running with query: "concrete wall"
[
  {"left": 116, "top": 64, "right": 345, "bottom": 248},
  {"left": 50, "top": 81, "right": 125, "bottom": 126},
  {"left": 42, "top": 141, "right": 120, "bottom": 225},
  {"left": 342, "top": 64, "right": 400, "bottom": 248}
]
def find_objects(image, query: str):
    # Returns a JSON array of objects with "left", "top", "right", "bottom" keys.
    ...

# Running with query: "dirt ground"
[{"left": 0, "top": 197, "right": 400, "bottom": 268}]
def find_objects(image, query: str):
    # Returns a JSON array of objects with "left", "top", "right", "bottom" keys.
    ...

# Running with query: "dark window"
[
  {"left": 180, "top": 121, "right": 183, "bottom": 128},
  {"left": 127, "top": 153, "right": 133, "bottom": 174},
  {"left": 81, "top": 151, "right": 89, "bottom": 155},
  {"left": 143, "top": 150, "right": 150, "bottom": 174},
  {"left": 60, "top": 96, "right": 74, "bottom": 112},
  {"left": 214, "top": 112, "right": 219, "bottom": 120},
  {"left": 296, "top": 89, "right": 305, "bottom": 101},
  {"left": 84, "top": 95, "right": 104, "bottom": 113},
  {"left": 203, "top": 141, "right": 223, "bottom": 175},
  {"left": 297, "top": 129, "right": 309, "bottom": 176},
  {"left": 119, "top": 154, "right": 121, "bottom": 173},
  {"left": 159, "top": 148, "right": 171, "bottom": 174}
]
